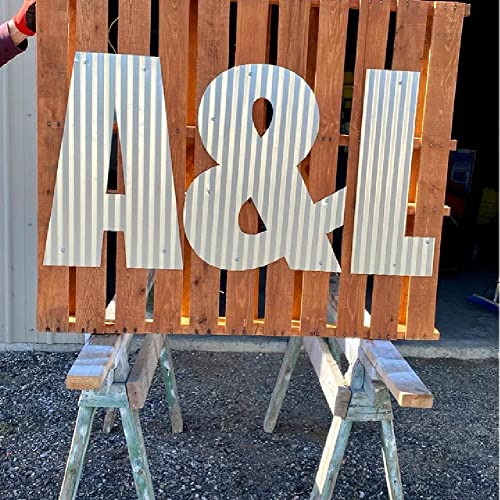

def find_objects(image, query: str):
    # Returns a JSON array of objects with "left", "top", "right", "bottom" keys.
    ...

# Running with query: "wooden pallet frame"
[{"left": 37, "top": 0, "right": 468, "bottom": 339}]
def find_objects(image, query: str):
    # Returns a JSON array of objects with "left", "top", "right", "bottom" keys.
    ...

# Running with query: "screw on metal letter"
[{"left": 183, "top": 64, "right": 346, "bottom": 272}]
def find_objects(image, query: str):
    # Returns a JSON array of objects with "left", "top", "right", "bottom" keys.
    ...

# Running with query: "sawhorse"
[
  {"left": 59, "top": 333, "right": 183, "bottom": 500},
  {"left": 264, "top": 289, "right": 434, "bottom": 499}
]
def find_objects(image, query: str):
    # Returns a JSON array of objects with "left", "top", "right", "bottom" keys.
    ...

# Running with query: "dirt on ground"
[{"left": 0, "top": 351, "right": 498, "bottom": 499}]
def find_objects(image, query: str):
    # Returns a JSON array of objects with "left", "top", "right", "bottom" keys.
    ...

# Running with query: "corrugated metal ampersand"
[{"left": 184, "top": 64, "right": 346, "bottom": 272}]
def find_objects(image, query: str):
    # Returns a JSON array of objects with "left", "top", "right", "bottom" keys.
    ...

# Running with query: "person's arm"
[
  {"left": 0, "top": 22, "right": 26, "bottom": 68},
  {"left": 0, "top": 1, "right": 36, "bottom": 69}
]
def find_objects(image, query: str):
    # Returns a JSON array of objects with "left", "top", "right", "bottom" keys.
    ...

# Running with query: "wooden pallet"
[{"left": 37, "top": 0, "right": 468, "bottom": 339}]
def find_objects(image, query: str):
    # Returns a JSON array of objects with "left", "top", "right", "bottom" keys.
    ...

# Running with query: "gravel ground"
[{"left": 0, "top": 351, "right": 497, "bottom": 499}]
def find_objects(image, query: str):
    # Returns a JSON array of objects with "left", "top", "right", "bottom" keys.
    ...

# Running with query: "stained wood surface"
[
  {"left": 225, "top": 0, "right": 269, "bottom": 334},
  {"left": 264, "top": 0, "right": 311, "bottom": 336},
  {"left": 336, "top": 0, "right": 391, "bottom": 338},
  {"left": 370, "top": 0, "right": 429, "bottom": 339},
  {"left": 190, "top": 0, "right": 231, "bottom": 334},
  {"left": 300, "top": 0, "right": 350, "bottom": 336},
  {"left": 151, "top": 0, "right": 190, "bottom": 333},
  {"left": 37, "top": 0, "right": 71, "bottom": 332},
  {"left": 113, "top": 0, "right": 151, "bottom": 334},
  {"left": 406, "top": 2, "right": 465, "bottom": 339},
  {"left": 74, "top": 0, "right": 109, "bottom": 333},
  {"left": 38, "top": 0, "right": 467, "bottom": 339}
]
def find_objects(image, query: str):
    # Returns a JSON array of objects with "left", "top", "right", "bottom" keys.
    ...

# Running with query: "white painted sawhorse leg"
[{"left": 265, "top": 336, "right": 433, "bottom": 500}]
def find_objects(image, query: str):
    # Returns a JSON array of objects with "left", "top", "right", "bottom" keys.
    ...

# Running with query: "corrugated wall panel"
[{"left": 0, "top": 1, "right": 82, "bottom": 347}]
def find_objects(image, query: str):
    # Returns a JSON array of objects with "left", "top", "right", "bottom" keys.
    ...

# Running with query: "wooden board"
[
  {"left": 406, "top": 2, "right": 465, "bottom": 339},
  {"left": 336, "top": 0, "right": 391, "bottom": 338},
  {"left": 190, "top": 0, "right": 231, "bottom": 334},
  {"left": 127, "top": 335, "right": 164, "bottom": 409},
  {"left": 37, "top": 0, "right": 71, "bottom": 332},
  {"left": 303, "top": 337, "right": 352, "bottom": 416},
  {"left": 151, "top": 0, "right": 190, "bottom": 333},
  {"left": 300, "top": 0, "right": 350, "bottom": 336},
  {"left": 225, "top": 0, "right": 269, "bottom": 334},
  {"left": 113, "top": 0, "right": 152, "bottom": 334},
  {"left": 370, "top": 0, "right": 429, "bottom": 339},
  {"left": 360, "top": 340, "right": 433, "bottom": 408},
  {"left": 74, "top": 0, "right": 109, "bottom": 333},
  {"left": 264, "top": 0, "right": 311, "bottom": 336},
  {"left": 66, "top": 334, "right": 125, "bottom": 390}
]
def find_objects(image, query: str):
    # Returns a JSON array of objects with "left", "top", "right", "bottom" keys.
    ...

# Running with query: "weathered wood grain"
[
  {"left": 360, "top": 340, "right": 433, "bottom": 408},
  {"left": 127, "top": 335, "right": 164, "bottom": 409},
  {"left": 303, "top": 338, "right": 352, "bottom": 417},
  {"left": 66, "top": 334, "right": 125, "bottom": 390}
]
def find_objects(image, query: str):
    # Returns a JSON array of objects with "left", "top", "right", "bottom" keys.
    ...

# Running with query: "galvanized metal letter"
[
  {"left": 43, "top": 52, "right": 183, "bottom": 270},
  {"left": 351, "top": 70, "right": 435, "bottom": 276},
  {"left": 184, "top": 64, "right": 346, "bottom": 272}
]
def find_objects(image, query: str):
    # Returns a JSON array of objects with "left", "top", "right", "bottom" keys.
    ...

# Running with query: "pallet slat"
[
  {"left": 264, "top": 0, "right": 311, "bottom": 336},
  {"left": 225, "top": 0, "right": 269, "bottom": 334},
  {"left": 151, "top": 0, "right": 190, "bottom": 333},
  {"left": 369, "top": 0, "right": 429, "bottom": 339},
  {"left": 74, "top": 0, "right": 109, "bottom": 333},
  {"left": 300, "top": 0, "right": 350, "bottom": 336},
  {"left": 114, "top": 0, "right": 152, "bottom": 334},
  {"left": 37, "top": 0, "right": 71, "bottom": 332},
  {"left": 406, "top": 2, "right": 465, "bottom": 339},
  {"left": 336, "top": 0, "right": 391, "bottom": 338},
  {"left": 189, "top": 0, "right": 231, "bottom": 333}
]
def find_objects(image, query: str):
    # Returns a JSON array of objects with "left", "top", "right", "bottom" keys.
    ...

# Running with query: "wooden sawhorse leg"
[
  {"left": 265, "top": 338, "right": 407, "bottom": 500},
  {"left": 159, "top": 339, "right": 183, "bottom": 434},
  {"left": 380, "top": 418, "right": 404, "bottom": 500},
  {"left": 59, "top": 406, "right": 97, "bottom": 500},
  {"left": 61, "top": 335, "right": 184, "bottom": 500},
  {"left": 264, "top": 337, "right": 303, "bottom": 433},
  {"left": 59, "top": 386, "right": 155, "bottom": 500},
  {"left": 120, "top": 408, "right": 155, "bottom": 499}
]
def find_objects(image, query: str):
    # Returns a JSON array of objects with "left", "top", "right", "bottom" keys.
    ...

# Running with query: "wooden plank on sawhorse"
[{"left": 59, "top": 334, "right": 183, "bottom": 500}]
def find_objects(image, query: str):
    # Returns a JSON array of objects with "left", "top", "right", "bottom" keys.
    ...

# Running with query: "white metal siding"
[{"left": 0, "top": 1, "right": 81, "bottom": 347}]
